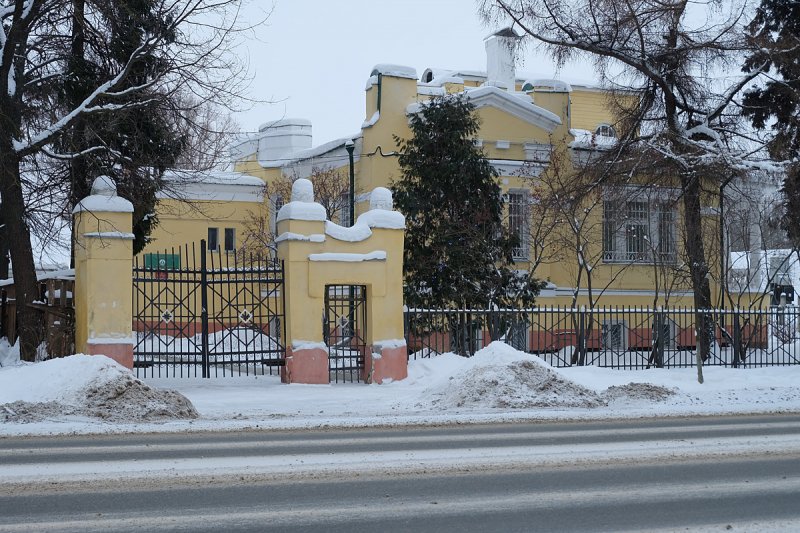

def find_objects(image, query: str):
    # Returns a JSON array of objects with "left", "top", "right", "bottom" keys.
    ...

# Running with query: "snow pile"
[
  {"left": 420, "top": 342, "right": 606, "bottom": 409},
  {"left": 603, "top": 382, "right": 677, "bottom": 403},
  {"left": 0, "top": 354, "right": 197, "bottom": 424},
  {"left": 0, "top": 339, "right": 20, "bottom": 368}
]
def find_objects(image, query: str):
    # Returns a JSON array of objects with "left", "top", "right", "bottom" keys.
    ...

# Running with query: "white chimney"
[{"left": 485, "top": 28, "right": 519, "bottom": 91}]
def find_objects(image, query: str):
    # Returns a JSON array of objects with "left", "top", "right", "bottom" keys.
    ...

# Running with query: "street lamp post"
[{"left": 345, "top": 140, "right": 355, "bottom": 227}]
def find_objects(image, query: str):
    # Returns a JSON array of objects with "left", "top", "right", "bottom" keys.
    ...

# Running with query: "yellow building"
[
  {"left": 140, "top": 169, "right": 265, "bottom": 260},
  {"left": 99, "top": 31, "right": 712, "bottom": 318}
]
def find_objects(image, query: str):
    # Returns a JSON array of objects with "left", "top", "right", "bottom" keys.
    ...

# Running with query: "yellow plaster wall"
[
  {"left": 277, "top": 212, "right": 405, "bottom": 347},
  {"left": 74, "top": 209, "right": 133, "bottom": 352},
  {"left": 141, "top": 198, "right": 262, "bottom": 255}
]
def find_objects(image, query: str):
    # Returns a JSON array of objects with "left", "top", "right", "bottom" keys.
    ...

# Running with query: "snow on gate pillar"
[
  {"left": 72, "top": 176, "right": 135, "bottom": 369},
  {"left": 276, "top": 179, "right": 407, "bottom": 384}
]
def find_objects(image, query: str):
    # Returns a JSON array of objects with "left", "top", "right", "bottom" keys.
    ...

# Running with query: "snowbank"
[
  {"left": 1, "top": 339, "right": 799, "bottom": 436},
  {"left": 0, "top": 352, "right": 197, "bottom": 423}
]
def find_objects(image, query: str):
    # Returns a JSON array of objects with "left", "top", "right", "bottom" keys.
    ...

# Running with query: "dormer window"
[
  {"left": 423, "top": 71, "right": 434, "bottom": 83},
  {"left": 596, "top": 123, "right": 617, "bottom": 138}
]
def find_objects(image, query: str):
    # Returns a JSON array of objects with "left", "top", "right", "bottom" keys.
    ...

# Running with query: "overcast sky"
[{"left": 233, "top": 0, "right": 592, "bottom": 146}]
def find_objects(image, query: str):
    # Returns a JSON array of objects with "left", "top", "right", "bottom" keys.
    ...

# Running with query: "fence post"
[
  {"left": 577, "top": 306, "right": 587, "bottom": 366},
  {"left": 732, "top": 310, "right": 742, "bottom": 368},
  {"left": 72, "top": 176, "right": 134, "bottom": 369},
  {"left": 200, "top": 239, "right": 209, "bottom": 378},
  {"left": 655, "top": 308, "right": 665, "bottom": 368}
]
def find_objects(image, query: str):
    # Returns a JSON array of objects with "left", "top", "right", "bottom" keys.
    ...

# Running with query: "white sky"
[{"left": 233, "top": 0, "right": 590, "bottom": 146}]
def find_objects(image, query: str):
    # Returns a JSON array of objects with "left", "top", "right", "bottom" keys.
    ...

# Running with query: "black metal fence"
[
  {"left": 404, "top": 306, "right": 800, "bottom": 369},
  {"left": 133, "top": 240, "right": 285, "bottom": 378}
]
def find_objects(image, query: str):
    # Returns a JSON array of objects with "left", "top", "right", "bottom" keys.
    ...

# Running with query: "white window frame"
[{"left": 595, "top": 123, "right": 617, "bottom": 138}]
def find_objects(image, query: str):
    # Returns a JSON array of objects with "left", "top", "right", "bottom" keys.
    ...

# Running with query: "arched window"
[{"left": 595, "top": 123, "right": 617, "bottom": 138}]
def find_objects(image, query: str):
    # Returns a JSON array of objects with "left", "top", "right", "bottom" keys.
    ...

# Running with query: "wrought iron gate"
[
  {"left": 132, "top": 240, "right": 285, "bottom": 377},
  {"left": 324, "top": 285, "right": 367, "bottom": 383}
]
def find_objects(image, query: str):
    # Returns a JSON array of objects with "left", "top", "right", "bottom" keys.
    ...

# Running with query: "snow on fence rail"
[{"left": 404, "top": 306, "right": 800, "bottom": 369}]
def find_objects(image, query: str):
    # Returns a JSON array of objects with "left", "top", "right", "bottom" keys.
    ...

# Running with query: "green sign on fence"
[{"left": 143, "top": 253, "right": 181, "bottom": 270}]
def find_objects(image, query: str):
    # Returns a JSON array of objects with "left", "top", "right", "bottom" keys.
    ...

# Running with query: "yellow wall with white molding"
[{"left": 222, "top": 66, "right": 722, "bottom": 309}]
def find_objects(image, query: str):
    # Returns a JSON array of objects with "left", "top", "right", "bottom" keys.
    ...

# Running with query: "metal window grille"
[
  {"left": 603, "top": 200, "right": 618, "bottom": 261},
  {"left": 657, "top": 204, "right": 677, "bottom": 263},
  {"left": 604, "top": 196, "right": 677, "bottom": 264},
  {"left": 339, "top": 192, "right": 352, "bottom": 227},
  {"left": 596, "top": 123, "right": 617, "bottom": 138},
  {"left": 625, "top": 199, "right": 649, "bottom": 261},
  {"left": 271, "top": 195, "right": 284, "bottom": 233},
  {"left": 601, "top": 320, "right": 626, "bottom": 350},
  {"left": 508, "top": 191, "right": 529, "bottom": 260}
]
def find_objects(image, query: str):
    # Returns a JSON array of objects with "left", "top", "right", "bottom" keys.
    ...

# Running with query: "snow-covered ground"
[{"left": 1, "top": 339, "right": 800, "bottom": 437}]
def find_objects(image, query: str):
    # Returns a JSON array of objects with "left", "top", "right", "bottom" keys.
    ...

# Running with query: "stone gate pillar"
[
  {"left": 72, "top": 176, "right": 135, "bottom": 368},
  {"left": 276, "top": 179, "right": 407, "bottom": 384}
]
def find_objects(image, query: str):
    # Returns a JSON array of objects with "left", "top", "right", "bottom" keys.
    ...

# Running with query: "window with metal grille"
[
  {"left": 271, "top": 195, "right": 284, "bottom": 234},
  {"left": 602, "top": 320, "right": 627, "bottom": 350},
  {"left": 208, "top": 227, "right": 219, "bottom": 252},
  {"left": 507, "top": 191, "right": 529, "bottom": 261},
  {"left": 656, "top": 204, "right": 676, "bottom": 263},
  {"left": 224, "top": 228, "right": 235, "bottom": 252},
  {"left": 625, "top": 201, "right": 648, "bottom": 261},
  {"left": 595, "top": 123, "right": 617, "bottom": 138},
  {"left": 602, "top": 192, "right": 677, "bottom": 264},
  {"left": 339, "top": 192, "right": 352, "bottom": 227}
]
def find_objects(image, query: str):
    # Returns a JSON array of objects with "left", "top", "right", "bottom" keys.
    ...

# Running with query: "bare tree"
[
  {"left": 0, "top": 0, "right": 259, "bottom": 360},
  {"left": 172, "top": 94, "right": 241, "bottom": 171},
  {"left": 480, "top": 0, "right": 778, "bottom": 382},
  {"left": 238, "top": 167, "right": 355, "bottom": 259}
]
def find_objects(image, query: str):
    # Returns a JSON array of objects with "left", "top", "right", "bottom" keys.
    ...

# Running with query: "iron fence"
[{"left": 404, "top": 306, "right": 800, "bottom": 369}]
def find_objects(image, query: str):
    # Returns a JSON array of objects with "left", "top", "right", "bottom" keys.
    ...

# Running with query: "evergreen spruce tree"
[
  {"left": 742, "top": 0, "right": 800, "bottom": 247},
  {"left": 393, "top": 94, "right": 542, "bottom": 310},
  {"left": 59, "top": 0, "right": 185, "bottom": 255}
]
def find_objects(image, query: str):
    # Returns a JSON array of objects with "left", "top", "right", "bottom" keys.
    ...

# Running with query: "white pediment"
[{"left": 407, "top": 86, "right": 562, "bottom": 133}]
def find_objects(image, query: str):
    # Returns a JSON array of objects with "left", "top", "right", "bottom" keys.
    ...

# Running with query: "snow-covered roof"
[
  {"left": 370, "top": 64, "right": 418, "bottom": 80},
  {"left": 421, "top": 68, "right": 601, "bottom": 91},
  {"left": 259, "top": 134, "right": 362, "bottom": 169},
  {"left": 163, "top": 170, "right": 264, "bottom": 187},
  {"left": 569, "top": 128, "right": 618, "bottom": 150},
  {"left": 159, "top": 170, "right": 264, "bottom": 203}
]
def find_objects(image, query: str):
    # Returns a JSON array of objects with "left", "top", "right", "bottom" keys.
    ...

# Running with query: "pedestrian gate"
[
  {"left": 132, "top": 240, "right": 285, "bottom": 377},
  {"left": 324, "top": 285, "right": 368, "bottom": 383}
]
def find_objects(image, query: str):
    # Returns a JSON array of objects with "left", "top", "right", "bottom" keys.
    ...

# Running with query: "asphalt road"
[{"left": 1, "top": 414, "right": 800, "bottom": 532}]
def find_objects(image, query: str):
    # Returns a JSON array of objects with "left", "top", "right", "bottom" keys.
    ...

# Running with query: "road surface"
[{"left": 1, "top": 414, "right": 800, "bottom": 532}]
